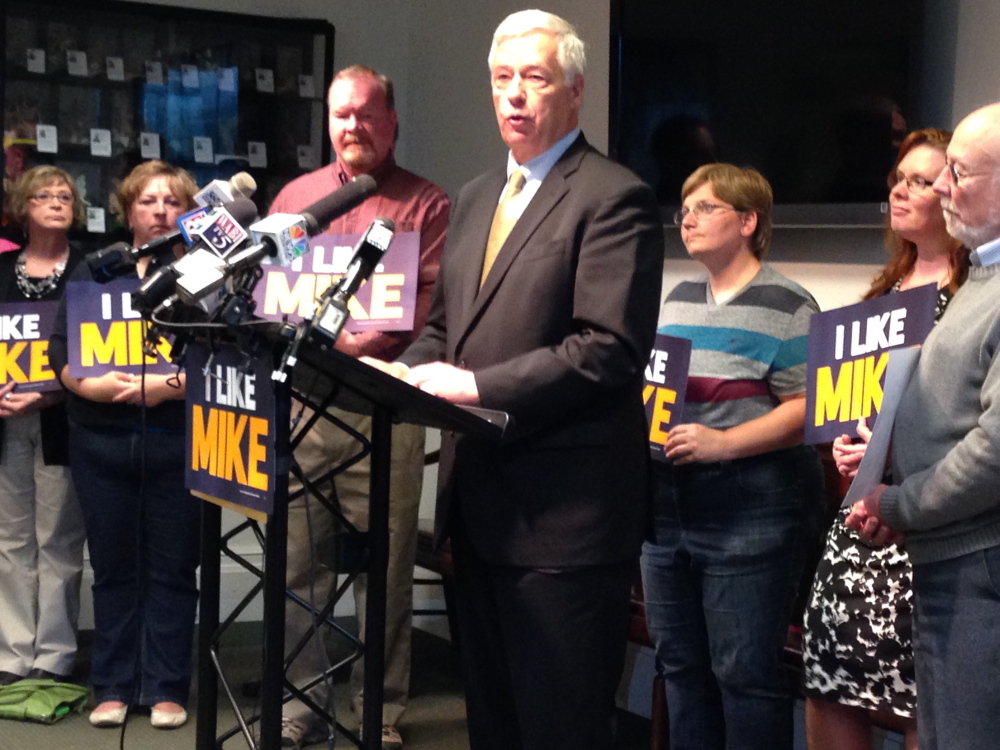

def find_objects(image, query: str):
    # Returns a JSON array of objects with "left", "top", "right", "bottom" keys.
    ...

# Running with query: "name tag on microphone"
[{"left": 194, "top": 207, "right": 250, "bottom": 258}]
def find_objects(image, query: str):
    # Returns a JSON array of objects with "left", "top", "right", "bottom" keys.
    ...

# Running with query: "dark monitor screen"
[{"left": 610, "top": 0, "right": 923, "bottom": 215}]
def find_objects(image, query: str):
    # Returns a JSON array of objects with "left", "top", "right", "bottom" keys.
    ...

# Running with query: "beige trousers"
[{"left": 284, "top": 406, "right": 424, "bottom": 728}]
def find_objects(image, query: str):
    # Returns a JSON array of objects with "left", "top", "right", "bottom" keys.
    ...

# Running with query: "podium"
[{"left": 196, "top": 328, "right": 507, "bottom": 750}]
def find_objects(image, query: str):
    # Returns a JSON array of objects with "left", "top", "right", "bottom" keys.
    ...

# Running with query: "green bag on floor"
[{"left": 0, "top": 679, "right": 89, "bottom": 724}]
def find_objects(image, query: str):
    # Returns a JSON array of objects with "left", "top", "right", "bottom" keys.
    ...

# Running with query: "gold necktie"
[{"left": 480, "top": 169, "right": 526, "bottom": 288}]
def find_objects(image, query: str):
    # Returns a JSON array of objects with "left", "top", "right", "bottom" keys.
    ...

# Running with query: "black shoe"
[
  {"left": 0, "top": 671, "right": 24, "bottom": 686},
  {"left": 26, "top": 668, "right": 67, "bottom": 682}
]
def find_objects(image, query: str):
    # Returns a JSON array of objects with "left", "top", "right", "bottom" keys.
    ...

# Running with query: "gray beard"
[{"left": 944, "top": 210, "right": 1000, "bottom": 250}]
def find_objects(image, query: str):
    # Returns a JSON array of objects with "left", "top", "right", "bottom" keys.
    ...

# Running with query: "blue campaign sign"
[
  {"left": 804, "top": 283, "right": 937, "bottom": 444},
  {"left": 0, "top": 301, "right": 61, "bottom": 392},
  {"left": 65, "top": 278, "right": 176, "bottom": 378},
  {"left": 186, "top": 342, "right": 276, "bottom": 520},
  {"left": 644, "top": 333, "right": 692, "bottom": 462}
]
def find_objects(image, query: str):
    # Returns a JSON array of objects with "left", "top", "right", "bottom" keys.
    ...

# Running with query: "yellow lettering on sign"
[
  {"left": 369, "top": 274, "right": 405, "bottom": 320},
  {"left": 813, "top": 352, "right": 889, "bottom": 427},
  {"left": 643, "top": 384, "right": 678, "bottom": 445},
  {"left": 263, "top": 272, "right": 317, "bottom": 317},
  {"left": 28, "top": 340, "right": 54, "bottom": 382},
  {"left": 222, "top": 411, "right": 248, "bottom": 485},
  {"left": 191, "top": 405, "right": 271, "bottom": 490},
  {"left": 80, "top": 321, "right": 128, "bottom": 366},
  {"left": 247, "top": 416, "right": 269, "bottom": 491},
  {"left": 79, "top": 320, "right": 169, "bottom": 367},
  {"left": 861, "top": 352, "right": 888, "bottom": 417},
  {"left": 191, "top": 404, "right": 220, "bottom": 474},
  {"left": 0, "top": 342, "right": 28, "bottom": 384}
]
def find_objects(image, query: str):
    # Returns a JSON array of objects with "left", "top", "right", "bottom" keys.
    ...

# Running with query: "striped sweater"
[{"left": 658, "top": 264, "right": 818, "bottom": 430}]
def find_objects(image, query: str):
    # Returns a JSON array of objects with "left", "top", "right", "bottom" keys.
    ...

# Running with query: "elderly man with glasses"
[{"left": 847, "top": 102, "right": 1000, "bottom": 749}]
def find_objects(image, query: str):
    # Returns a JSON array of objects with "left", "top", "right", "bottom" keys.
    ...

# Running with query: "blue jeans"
[
  {"left": 70, "top": 423, "right": 200, "bottom": 706},
  {"left": 911, "top": 546, "right": 1000, "bottom": 750},
  {"left": 640, "top": 447, "right": 822, "bottom": 750}
]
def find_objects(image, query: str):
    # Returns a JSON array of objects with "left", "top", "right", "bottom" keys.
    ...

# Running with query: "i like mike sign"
[
  {"left": 251, "top": 231, "right": 420, "bottom": 332},
  {"left": 803, "top": 283, "right": 937, "bottom": 444},
  {"left": 186, "top": 341, "right": 275, "bottom": 521}
]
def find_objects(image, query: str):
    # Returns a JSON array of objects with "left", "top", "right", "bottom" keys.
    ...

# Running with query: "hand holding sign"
[
  {"left": 844, "top": 484, "right": 903, "bottom": 547},
  {"left": 664, "top": 423, "right": 729, "bottom": 465},
  {"left": 69, "top": 370, "right": 140, "bottom": 403},
  {"left": 0, "top": 382, "right": 52, "bottom": 418},
  {"left": 644, "top": 334, "right": 692, "bottom": 461},
  {"left": 831, "top": 417, "right": 873, "bottom": 478}
]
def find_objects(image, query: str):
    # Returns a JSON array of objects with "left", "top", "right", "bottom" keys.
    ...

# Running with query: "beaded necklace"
[{"left": 15, "top": 248, "right": 69, "bottom": 300}]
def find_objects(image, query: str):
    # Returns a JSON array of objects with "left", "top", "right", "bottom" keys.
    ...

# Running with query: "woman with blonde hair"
[
  {"left": 0, "top": 166, "right": 86, "bottom": 685},
  {"left": 642, "top": 163, "right": 824, "bottom": 749},
  {"left": 49, "top": 160, "right": 200, "bottom": 729}
]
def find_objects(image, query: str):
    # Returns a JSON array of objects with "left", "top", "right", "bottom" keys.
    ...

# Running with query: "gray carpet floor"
[{"left": 0, "top": 622, "right": 651, "bottom": 750}]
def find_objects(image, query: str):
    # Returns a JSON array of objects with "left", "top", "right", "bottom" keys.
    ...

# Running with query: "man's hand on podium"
[
  {"left": 405, "top": 362, "right": 480, "bottom": 405},
  {"left": 360, "top": 356, "right": 411, "bottom": 380}
]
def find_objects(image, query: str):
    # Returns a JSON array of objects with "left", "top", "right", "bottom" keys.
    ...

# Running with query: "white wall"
[
  {"left": 121, "top": 0, "right": 609, "bottom": 197},
  {"left": 95, "top": 0, "right": 992, "bottom": 631},
  {"left": 950, "top": 0, "right": 1000, "bottom": 120}
]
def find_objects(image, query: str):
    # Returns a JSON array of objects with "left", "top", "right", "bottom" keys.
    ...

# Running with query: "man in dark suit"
[{"left": 384, "top": 10, "right": 663, "bottom": 749}]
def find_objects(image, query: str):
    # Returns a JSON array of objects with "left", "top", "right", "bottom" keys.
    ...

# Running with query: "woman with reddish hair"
[{"left": 802, "top": 128, "right": 967, "bottom": 750}]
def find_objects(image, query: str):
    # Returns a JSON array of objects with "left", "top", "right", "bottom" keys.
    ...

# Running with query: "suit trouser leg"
[{"left": 451, "top": 529, "right": 633, "bottom": 750}]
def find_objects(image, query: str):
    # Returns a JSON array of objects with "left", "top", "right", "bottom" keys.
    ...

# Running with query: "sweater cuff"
[{"left": 879, "top": 485, "right": 905, "bottom": 530}]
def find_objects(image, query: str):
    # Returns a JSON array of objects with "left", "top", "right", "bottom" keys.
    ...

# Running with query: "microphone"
[
  {"left": 86, "top": 241, "right": 136, "bottom": 284},
  {"left": 193, "top": 171, "right": 258, "bottom": 208},
  {"left": 126, "top": 196, "right": 258, "bottom": 264},
  {"left": 314, "top": 218, "right": 395, "bottom": 340},
  {"left": 131, "top": 199, "right": 259, "bottom": 312},
  {"left": 300, "top": 174, "right": 377, "bottom": 234},
  {"left": 170, "top": 177, "right": 380, "bottom": 307},
  {"left": 272, "top": 217, "right": 395, "bottom": 382}
]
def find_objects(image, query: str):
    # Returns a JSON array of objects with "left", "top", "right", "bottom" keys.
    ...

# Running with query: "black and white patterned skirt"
[{"left": 802, "top": 506, "right": 916, "bottom": 717}]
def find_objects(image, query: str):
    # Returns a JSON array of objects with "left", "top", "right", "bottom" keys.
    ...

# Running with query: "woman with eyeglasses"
[
  {"left": 641, "top": 163, "right": 824, "bottom": 750},
  {"left": 802, "top": 128, "right": 967, "bottom": 750},
  {"left": 0, "top": 166, "right": 87, "bottom": 685},
  {"left": 48, "top": 160, "right": 200, "bottom": 730}
]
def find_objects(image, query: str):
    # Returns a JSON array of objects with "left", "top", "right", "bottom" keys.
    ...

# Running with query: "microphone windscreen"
[
  {"left": 229, "top": 171, "right": 257, "bottom": 200},
  {"left": 223, "top": 197, "right": 260, "bottom": 227},
  {"left": 299, "top": 175, "right": 378, "bottom": 235}
]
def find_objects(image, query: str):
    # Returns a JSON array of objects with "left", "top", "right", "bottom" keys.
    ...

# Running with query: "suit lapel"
[{"left": 455, "top": 135, "right": 590, "bottom": 352}]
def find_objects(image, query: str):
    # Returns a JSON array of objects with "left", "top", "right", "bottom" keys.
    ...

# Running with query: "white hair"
[{"left": 487, "top": 9, "right": 586, "bottom": 83}]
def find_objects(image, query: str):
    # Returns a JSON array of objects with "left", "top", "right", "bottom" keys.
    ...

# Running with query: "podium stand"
[{"left": 196, "top": 329, "right": 507, "bottom": 750}]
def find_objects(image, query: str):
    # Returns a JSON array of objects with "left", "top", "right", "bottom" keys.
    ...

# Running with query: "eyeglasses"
[
  {"left": 673, "top": 201, "right": 740, "bottom": 226},
  {"left": 30, "top": 191, "right": 73, "bottom": 205},
  {"left": 888, "top": 172, "right": 936, "bottom": 194},
  {"left": 943, "top": 160, "right": 995, "bottom": 186}
]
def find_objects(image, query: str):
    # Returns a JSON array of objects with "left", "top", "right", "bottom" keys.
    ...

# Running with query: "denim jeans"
[
  {"left": 640, "top": 447, "right": 822, "bottom": 750},
  {"left": 70, "top": 423, "right": 200, "bottom": 706},
  {"left": 911, "top": 546, "right": 1000, "bottom": 750}
]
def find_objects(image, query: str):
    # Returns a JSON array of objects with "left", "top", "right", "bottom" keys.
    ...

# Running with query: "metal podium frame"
[{"left": 194, "top": 330, "right": 507, "bottom": 750}]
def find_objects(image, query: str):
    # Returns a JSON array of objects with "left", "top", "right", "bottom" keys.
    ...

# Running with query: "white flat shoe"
[
  {"left": 150, "top": 705, "right": 188, "bottom": 729},
  {"left": 90, "top": 704, "right": 127, "bottom": 727}
]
